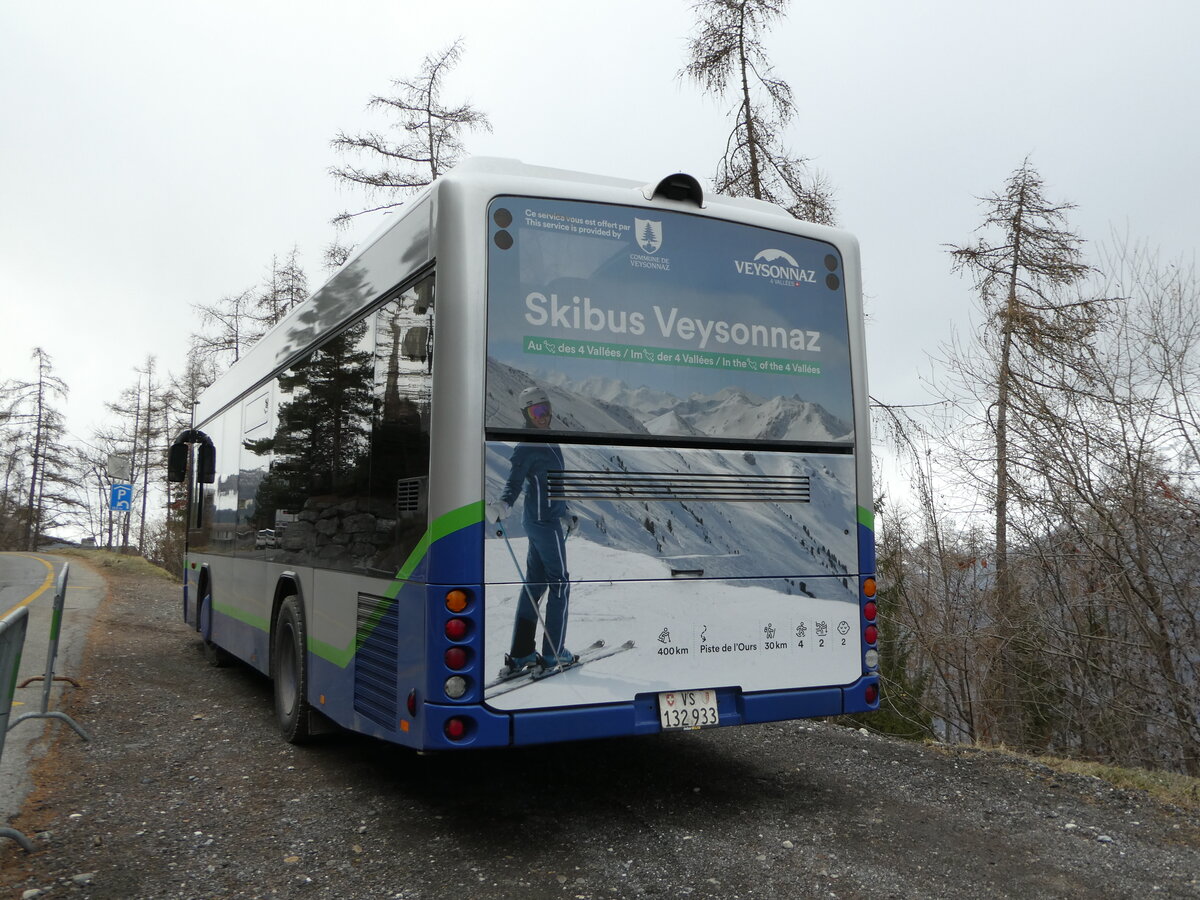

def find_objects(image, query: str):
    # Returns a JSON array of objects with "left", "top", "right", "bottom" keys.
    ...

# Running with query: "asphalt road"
[{"left": 0, "top": 552, "right": 102, "bottom": 834}]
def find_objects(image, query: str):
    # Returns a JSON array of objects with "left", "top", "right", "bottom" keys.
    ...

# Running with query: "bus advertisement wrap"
[{"left": 484, "top": 197, "right": 862, "bottom": 711}]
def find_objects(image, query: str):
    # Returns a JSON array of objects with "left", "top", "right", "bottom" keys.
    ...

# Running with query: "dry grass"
[
  {"left": 50, "top": 547, "right": 177, "bottom": 581},
  {"left": 1030, "top": 755, "right": 1200, "bottom": 811},
  {"left": 928, "top": 739, "right": 1200, "bottom": 811}
]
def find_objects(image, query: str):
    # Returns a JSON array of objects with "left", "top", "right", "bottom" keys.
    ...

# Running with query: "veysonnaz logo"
[{"left": 735, "top": 249, "right": 817, "bottom": 284}]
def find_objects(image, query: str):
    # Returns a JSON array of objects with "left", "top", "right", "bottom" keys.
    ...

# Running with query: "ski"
[
  {"left": 485, "top": 639, "right": 637, "bottom": 699},
  {"left": 483, "top": 639, "right": 604, "bottom": 693},
  {"left": 532, "top": 639, "right": 636, "bottom": 681}
]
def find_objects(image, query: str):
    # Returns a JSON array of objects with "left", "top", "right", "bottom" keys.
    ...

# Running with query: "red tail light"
[
  {"left": 864, "top": 624, "right": 878, "bottom": 645},
  {"left": 444, "top": 717, "right": 467, "bottom": 740},
  {"left": 865, "top": 684, "right": 879, "bottom": 705}
]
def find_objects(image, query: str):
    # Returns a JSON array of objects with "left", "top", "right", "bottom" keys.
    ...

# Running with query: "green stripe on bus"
[
  {"left": 383, "top": 501, "right": 484, "bottom": 599},
  {"left": 204, "top": 502, "right": 484, "bottom": 668},
  {"left": 314, "top": 501, "right": 485, "bottom": 667},
  {"left": 857, "top": 506, "right": 874, "bottom": 531},
  {"left": 212, "top": 602, "right": 271, "bottom": 632}
]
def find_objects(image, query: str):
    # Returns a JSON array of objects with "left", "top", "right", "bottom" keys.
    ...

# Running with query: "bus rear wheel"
[{"left": 272, "top": 596, "right": 313, "bottom": 743}]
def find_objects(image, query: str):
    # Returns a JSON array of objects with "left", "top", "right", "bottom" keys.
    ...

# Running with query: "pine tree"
[{"left": 640, "top": 221, "right": 659, "bottom": 252}]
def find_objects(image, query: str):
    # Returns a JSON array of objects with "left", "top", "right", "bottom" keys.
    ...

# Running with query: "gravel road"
[{"left": 2, "top": 558, "right": 1198, "bottom": 899}]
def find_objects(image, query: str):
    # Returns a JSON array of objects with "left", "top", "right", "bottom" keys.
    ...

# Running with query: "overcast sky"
[{"left": 3, "top": 1, "right": 1198, "bottom": 462}]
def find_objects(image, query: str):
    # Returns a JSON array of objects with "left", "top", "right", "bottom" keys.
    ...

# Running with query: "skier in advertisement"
[{"left": 487, "top": 386, "right": 579, "bottom": 679}]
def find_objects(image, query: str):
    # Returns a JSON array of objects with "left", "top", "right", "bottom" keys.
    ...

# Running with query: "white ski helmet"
[
  {"left": 519, "top": 386, "right": 549, "bottom": 409},
  {"left": 519, "top": 385, "right": 551, "bottom": 426}
]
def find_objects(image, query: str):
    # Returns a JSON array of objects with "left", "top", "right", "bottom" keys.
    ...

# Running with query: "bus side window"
[{"left": 370, "top": 274, "right": 434, "bottom": 571}]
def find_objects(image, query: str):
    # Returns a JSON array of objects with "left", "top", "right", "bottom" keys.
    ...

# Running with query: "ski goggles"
[{"left": 526, "top": 403, "right": 552, "bottom": 419}]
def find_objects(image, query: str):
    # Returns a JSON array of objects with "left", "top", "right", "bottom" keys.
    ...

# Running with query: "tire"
[
  {"left": 271, "top": 596, "right": 313, "bottom": 743},
  {"left": 198, "top": 593, "right": 234, "bottom": 668}
]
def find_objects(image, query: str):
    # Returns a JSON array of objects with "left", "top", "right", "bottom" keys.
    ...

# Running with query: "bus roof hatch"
[{"left": 642, "top": 172, "right": 704, "bottom": 207}]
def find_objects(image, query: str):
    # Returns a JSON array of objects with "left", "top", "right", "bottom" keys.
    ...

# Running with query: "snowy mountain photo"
[
  {"left": 489, "top": 359, "right": 852, "bottom": 444},
  {"left": 485, "top": 358, "right": 859, "bottom": 595}
]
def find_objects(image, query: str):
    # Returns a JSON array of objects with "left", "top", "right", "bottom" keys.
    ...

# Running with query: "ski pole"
[{"left": 495, "top": 519, "right": 562, "bottom": 666}]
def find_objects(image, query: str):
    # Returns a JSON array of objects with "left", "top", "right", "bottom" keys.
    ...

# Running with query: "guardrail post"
[
  {"left": 0, "top": 606, "right": 35, "bottom": 852},
  {"left": 8, "top": 562, "right": 91, "bottom": 742}
]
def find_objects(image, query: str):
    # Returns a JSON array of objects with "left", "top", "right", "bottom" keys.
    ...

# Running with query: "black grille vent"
[
  {"left": 548, "top": 470, "right": 810, "bottom": 502},
  {"left": 396, "top": 477, "right": 423, "bottom": 513},
  {"left": 354, "top": 593, "right": 399, "bottom": 728}
]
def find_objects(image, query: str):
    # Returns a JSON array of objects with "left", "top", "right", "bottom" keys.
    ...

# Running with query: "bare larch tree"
[
  {"left": 946, "top": 158, "right": 1104, "bottom": 749},
  {"left": 254, "top": 247, "right": 308, "bottom": 330},
  {"left": 683, "top": 0, "right": 835, "bottom": 224},
  {"left": 191, "top": 289, "right": 257, "bottom": 371},
  {"left": 13, "top": 349, "right": 77, "bottom": 548},
  {"left": 329, "top": 39, "right": 491, "bottom": 230}
]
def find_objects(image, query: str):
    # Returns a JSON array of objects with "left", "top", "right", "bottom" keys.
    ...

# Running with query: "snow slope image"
[
  {"left": 484, "top": 360, "right": 864, "bottom": 710},
  {"left": 483, "top": 539, "right": 863, "bottom": 711}
]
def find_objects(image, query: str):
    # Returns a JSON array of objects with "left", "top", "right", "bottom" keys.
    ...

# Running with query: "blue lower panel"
[
  {"left": 211, "top": 608, "right": 271, "bottom": 674},
  {"left": 512, "top": 702, "right": 638, "bottom": 746},
  {"left": 503, "top": 680, "right": 878, "bottom": 748},
  {"left": 743, "top": 686, "right": 843, "bottom": 722}
]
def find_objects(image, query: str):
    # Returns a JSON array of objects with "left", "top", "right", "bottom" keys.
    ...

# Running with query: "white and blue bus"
[{"left": 168, "top": 158, "right": 879, "bottom": 750}]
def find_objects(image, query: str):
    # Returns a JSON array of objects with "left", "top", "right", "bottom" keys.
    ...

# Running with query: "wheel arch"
[
  {"left": 269, "top": 572, "right": 304, "bottom": 656},
  {"left": 194, "top": 565, "right": 212, "bottom": 632},
  {"left": 269, "top": 572, "right": 315, "bottom": 743}
]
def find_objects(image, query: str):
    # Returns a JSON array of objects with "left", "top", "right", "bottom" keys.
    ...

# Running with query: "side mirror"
[
  {"left": 167, "top": 442, "right": 188, "bottom": 483},
  {"left": 167, "top": 430, "right": 217, "bottom": 484},
  {"left": 197, "top": 441, "right": 216, "bottom": 484}
]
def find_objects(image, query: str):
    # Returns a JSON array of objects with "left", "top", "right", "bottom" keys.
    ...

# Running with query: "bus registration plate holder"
[{"left": 657, "top": 689, "right": 719, "bottom": 730}]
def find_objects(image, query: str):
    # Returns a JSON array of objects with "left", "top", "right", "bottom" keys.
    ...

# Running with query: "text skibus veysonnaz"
[{"left": 168, "top": 158, "right": 880, "bottom": 750}]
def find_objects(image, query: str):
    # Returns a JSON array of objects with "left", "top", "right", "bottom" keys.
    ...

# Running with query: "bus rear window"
[{"left": 485, "top": 197, "right": 854, "bottom": 446}]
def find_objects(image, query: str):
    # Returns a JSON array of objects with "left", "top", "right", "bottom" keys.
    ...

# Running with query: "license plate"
[{"left": 657, "top": 689, "right": 720, "bottom": 730}]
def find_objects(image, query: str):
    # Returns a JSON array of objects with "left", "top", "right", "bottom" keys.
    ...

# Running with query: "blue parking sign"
[{"left": 110, "top": 483, "right": 133, "bottom": 511}]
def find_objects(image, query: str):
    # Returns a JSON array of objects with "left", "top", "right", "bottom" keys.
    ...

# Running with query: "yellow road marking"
[{"left": 1, "top": 553, "right": 56, "bottom": 619}]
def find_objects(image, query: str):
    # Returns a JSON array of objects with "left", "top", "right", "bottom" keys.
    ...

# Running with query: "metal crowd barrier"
[
  {"left": 0, "top": 606, "right": 34, "bottom": 852},
  {"left": 10, "top": 562, "right": 91, "bottom": 742},
  {"left": 3, "top": 562, "right": 94, "bottom": 852}
]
